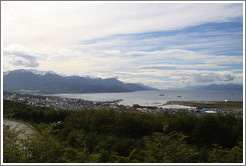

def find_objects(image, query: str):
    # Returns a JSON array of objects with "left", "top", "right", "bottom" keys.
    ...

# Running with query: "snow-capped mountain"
[{"left": 4, "top": 69, "right": 56, "bottom": 76}]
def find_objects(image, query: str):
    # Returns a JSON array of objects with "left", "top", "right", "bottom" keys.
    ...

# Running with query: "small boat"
[
  {"left": 159, "top": 94, "right": 165, "bottom": 96},
  {"left": 177, "top": 96, "right": 181, "bottom": 98}
]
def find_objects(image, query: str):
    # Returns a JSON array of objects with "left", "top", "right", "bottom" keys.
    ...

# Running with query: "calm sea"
[{"left": 47, "top": 90, "right": 243, "bottom": 107}]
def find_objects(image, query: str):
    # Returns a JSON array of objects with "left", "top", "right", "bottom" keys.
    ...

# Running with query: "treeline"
[
  {"left": 166, "top": 101, "right": 243, "bottom": 110},
  {"left": 3, "top": 100, "right": 243, "bottom": 163}
]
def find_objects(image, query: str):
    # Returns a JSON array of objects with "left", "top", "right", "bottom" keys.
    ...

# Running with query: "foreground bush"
[{"left": 3, "top": 100, "right": 243, "bottom": 163}]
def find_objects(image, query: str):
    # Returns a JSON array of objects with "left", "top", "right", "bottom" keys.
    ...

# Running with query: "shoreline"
[{"left": 3, "top": 91, "right": 243, "bottom": 113}]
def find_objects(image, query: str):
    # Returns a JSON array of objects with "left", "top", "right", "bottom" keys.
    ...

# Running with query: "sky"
[{"left": 2, "top": 2, "right": 244, "bottom": 89}]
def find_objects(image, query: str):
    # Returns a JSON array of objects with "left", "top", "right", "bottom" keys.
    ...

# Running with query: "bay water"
[{"left": 47, "top": 90, "right": 243, "bottom": 107}]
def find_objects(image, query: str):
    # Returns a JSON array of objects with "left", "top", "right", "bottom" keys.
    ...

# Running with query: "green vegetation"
[
  {"left": 3, "top": 100, "right": 243, "bottom": 163},
  {"left": 166, "top": 101, "right": 243, "bottom": 110}
]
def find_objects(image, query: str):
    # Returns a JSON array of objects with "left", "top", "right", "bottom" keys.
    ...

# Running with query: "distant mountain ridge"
[
  {"left": 3, "top": 69, "right": 56, "bottom": 76},
  {"left": 3, "top": 69, "right": 156, "bottom": 94},
  {"left": 174, "top": 83, "right": 243, "bottom": 91}
]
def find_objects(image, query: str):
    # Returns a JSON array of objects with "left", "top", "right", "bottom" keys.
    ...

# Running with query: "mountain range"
[
  {"left": 3, "top": 69, "right": 243, "bottom": 94},
  {"left": 3, "top": 69, "right": 156, "bottom": 94},
  {"left": 169, "top": 83, "right": 243, "bottom": 91}
]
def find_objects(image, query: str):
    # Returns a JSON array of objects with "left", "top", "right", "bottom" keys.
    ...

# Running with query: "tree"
[
  {"left": 141, "top": 131, "right": 199, "bottom": 163},
  {"left": 3, "top": 125, "right": 25, "bottom": 163},
  {"left": 27, "top": 124, "right": 64, "bottom": 163},
  {"left": 113, "top": 149, "right": 138, "bottom": 163},
  {"left": 208, "top": 142, "right": 243, "bottom": 163}
]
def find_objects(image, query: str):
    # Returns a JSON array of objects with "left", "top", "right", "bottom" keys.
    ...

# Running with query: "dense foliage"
[
  {"left": 166, "top": 101, "right": 243, "bottom": 110},
  {"left": 3, "top": 100, "right": 243, "bottom": 163}
]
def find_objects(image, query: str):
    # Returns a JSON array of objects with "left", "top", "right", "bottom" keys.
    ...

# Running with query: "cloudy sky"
[{"left": 2, "top": 2, "right": 244, "bottom": 89}]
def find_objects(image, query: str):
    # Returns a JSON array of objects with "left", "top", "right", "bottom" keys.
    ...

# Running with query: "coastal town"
[
  {"left": 3, "top": 91, "right": 243, "bottom": 117},
  {"left": 3, "top": 91, "right": 123, "bottom": 111}
]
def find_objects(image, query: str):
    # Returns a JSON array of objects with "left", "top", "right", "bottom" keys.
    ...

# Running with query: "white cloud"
[
  {"left": 2, "top": 2, "right": 243, "bottom": 50},
  {"left": 126, "top": 49, "right": 243, "bottom": 65},
  {"left": 3, "top": 44, "right": 48, "bottom": 68},
  {"left": 3, "top": 43, "right": 243, "bottom": 89},
  {"left": 139, "top": 64, "right": 228, "bottom": 70},
  {"left": 189, "top": 73, "right": 234, "bottom": 83},
  {"left": 119, "top": 77, "right": 170, "bottom": 89},
  {"left": 2, "top": 2, "right": 243, "bottom": 89}
]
